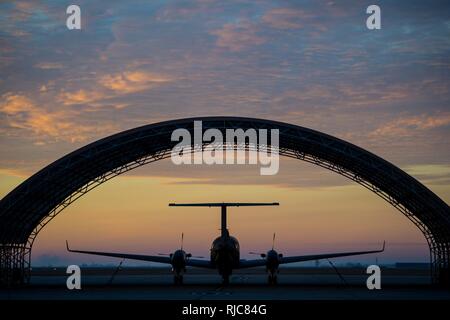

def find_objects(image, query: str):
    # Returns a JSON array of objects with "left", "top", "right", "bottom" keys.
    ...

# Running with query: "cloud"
[
  {"left": 261, "top": 8, "right": 312, "bottom": 30},
  {"left": 0, "top": 93, "right": 117, "bottom": 143},
  {"left": 9, "top": 1, "right": 35, "bottom": 21},
  {"left": 0, "top": 167, "right": 29, "bottom": 178},
  {"left": 403, "top": 164, "right": 450, "bottom": 186},
  {"left": 155, "top": 0, "right": 224, "bottom": 22},
  {"left": 99, "top": 71, "right": 172, "bottom": 94},
  {"left": 0, "top": 94, "right": 65, "bottom": 138},
  {"left": 0, "top": 0, "right": 449, "bottom": 176},
  {"left": 124, "top": 156, "right": 354, "bottom": 189},
  {"left": 211, "top": 20, "right": 266, "bottom": 52},
  {"left": 58, "top": 70, "right": 173, "bottom": 106},
  {"left": 371, "top": 112, "right": 450, "bottom": 138},
  {"left": 34, "top": 62, "right": 63, "bottom": 70},
  {"left": 59, "top": 89, "right": 110, "bottom": 106}
]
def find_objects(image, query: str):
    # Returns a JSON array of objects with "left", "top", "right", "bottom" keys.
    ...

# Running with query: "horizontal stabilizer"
[{"left": 169, "top": 202, "right": 279, "bottom": 207}]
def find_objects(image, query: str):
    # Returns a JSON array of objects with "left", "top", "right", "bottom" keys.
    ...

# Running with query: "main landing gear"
[
  {"left": 222, "top": 275, "right": 230, "bottom": 285},
  {"left": 268, "top": 274, "right": 277, "bottom": 285},
  {"left": 174, "top": 274, "right": 184, "bottom": 285}
]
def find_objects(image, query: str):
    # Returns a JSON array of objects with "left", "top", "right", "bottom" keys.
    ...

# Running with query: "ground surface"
[{"left": 1, "top": 267, "right": 449, "bottom": 300}]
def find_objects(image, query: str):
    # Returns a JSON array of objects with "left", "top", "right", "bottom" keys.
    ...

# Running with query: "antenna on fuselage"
[
  {"left": 181, "top": 232, "right": 184, "bottom": 251},
  {"left": 272, "top": 233, "right": 276, "bottom": 250},
  {"left": 169, "top": 202, "right": 280, "bottom": 238}
]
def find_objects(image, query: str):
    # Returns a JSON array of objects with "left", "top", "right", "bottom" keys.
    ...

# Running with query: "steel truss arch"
[{"left": 0, "top": 117, "right": 449, "bottom": 286}]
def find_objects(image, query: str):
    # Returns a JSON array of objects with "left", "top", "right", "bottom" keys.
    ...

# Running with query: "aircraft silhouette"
[{"left": 66, "top": 202, "right": 385, "bottom": 285}]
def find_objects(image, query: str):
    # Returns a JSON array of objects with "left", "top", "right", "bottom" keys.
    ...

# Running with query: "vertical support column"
[
  {"left": 438, "top": 243, "right": 450, "bottom": 287},
  {"left": 431, "top": 245, "right": 439, "bottom": 285},
  {"left": 430, "top": 241, "right": 450, "bottom": 287},
  {"left": 0, "top": 246, "right": 5, "bottom": 286},
  {"left": 0, "top": 244, "right": 30, "bottom": 287}
]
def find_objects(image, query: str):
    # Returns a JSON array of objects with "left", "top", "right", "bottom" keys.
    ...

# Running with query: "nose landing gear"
[
  {"left": 174, "top": 274, "right": 184, "bottom": 285},
  {"left": 268, "top": 272, "right": 278, "bottom": 285},
  {"left": 222, "top": 275, "right": 230, "bottom": 285}
]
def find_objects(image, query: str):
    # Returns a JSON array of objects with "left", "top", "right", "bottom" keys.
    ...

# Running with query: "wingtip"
[
  {"left": 65, "top": 240, "right": 70, "bottom": 251},
  {"left": 382, "top": 240, "right": 386, "bottom": 251}
]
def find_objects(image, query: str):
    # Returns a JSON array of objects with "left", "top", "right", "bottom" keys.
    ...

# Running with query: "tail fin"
[{"left": 169, "top": 202, "right": 279, "bottom": 239}]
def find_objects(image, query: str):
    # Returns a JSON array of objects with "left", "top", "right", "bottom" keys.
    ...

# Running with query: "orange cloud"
[
  {"left": 211, "top": 21, "right": 266, "bottom": 52},
  {"left": 58, "top": 70, "right": 172, "bottom": 106},
  {"left": 0, "top": 94, "right": 31, "bottom": 113},
  {"left": 10, "top": 2, "right": 35, "bottom": 21},
  {"left": 0, "top": 93, "right": 117, "bottom": 143},
  {"left": 0, "top": 168, "right": 29, "bottom": 178},
  {"left": 371, "top": 112, "right": 450, "bottom": 137},
  {"left": 99, "top": 71, "right": 172, "bottom": 94},
  {"left": 59, "top": 89, "right": 109, "bottom": 106},
  {"left": 34, "top": 62, "right": 63, "bottom": 70}
]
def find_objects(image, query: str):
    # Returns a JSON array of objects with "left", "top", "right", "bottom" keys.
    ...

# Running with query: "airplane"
[{"left": 66, "top": 202, "right": 385, "bottom": 285}]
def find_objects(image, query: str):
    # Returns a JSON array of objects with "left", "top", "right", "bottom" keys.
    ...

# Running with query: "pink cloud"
[{"left": 262, "top": 8, "right": 313, "bottom": 30}]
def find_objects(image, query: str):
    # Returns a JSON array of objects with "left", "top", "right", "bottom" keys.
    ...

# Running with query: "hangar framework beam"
[{"left": 0, "top": 117, "right": 449, "bottom": 286}]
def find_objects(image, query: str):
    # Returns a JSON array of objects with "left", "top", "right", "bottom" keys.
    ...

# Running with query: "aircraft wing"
[
  {"left": 279, "top": 242, "right": 385, "bottom": 264},
  {"left": 237, "top": 242, "right": 385, "bottom": 268},
  {"left": 185, "top": 259, "right": 214, "bottom": 269},
  {"left": 66, "top": 241, "right": 172, "bottom": 264},
  {"left": 238, "top": 259, "right": 268, "bottom": 268}
]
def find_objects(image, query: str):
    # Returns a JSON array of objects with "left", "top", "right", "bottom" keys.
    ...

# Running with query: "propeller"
[
  {"left": 248, "top": 233, "right": 279, "bottom": 258},
  {"left": 180, "top": 232, "right": 194, "bottom": 258},
  {"left": 159, "top": 233, "right": 204, "bottom": 259},
  {"left": 157, "top": 233, "right": 185, "bottom": 256}
]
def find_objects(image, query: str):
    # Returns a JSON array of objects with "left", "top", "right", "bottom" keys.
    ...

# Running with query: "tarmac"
[{"left": 1, "top": 267, "right": 449, "bottom": 300}]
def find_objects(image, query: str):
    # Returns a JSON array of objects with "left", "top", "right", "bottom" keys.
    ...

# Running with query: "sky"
[{"left": 0, "top": 0, "right": 449, "bottom": 266}]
